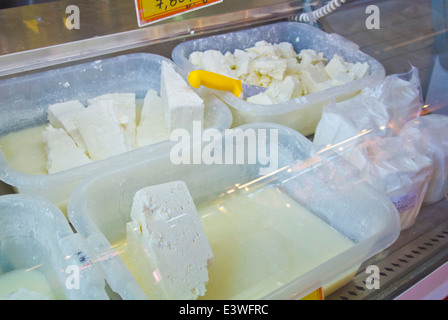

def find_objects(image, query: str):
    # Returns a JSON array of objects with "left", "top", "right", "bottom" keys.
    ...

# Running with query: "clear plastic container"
[
  {"left": 0, "top": 53, "right": 232, "bottom": 212},
  {"left": 0, "top": 194, "right": 108, "bottom": 300},
  {"left": 171, "top": 21, "right": 385, "bottom": 136},
  {"left": 67, "top": 122, "right": 400, "bottom": 300}
]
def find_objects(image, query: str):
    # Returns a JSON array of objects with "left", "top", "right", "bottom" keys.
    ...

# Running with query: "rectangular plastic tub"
[
  {"left": 67, "top": 122, "right": 400, "bottom": 300},
  {"left": 171, "top": 21, "right": 385, "bottom": 136},
  {"left": 0, "top": 53, "right": 232, "bottom": 212},
  {"left": 0, "top": 194, "right": 108, "bottom": 300}
]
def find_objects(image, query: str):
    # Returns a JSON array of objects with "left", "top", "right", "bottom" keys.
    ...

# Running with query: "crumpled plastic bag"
[
  {"left": 313, "top": 66, "right": 422, "bottom": 149},
  {"left": 399, "top": 114, "right": 448, "bottom": 204},
  {"left": 344, "top": 135, "right": 433, "bottom": 230}
]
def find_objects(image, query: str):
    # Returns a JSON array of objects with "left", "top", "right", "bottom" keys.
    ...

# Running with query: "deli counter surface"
[{"left": 0, "top": 0, "right": 447, "bottom": 301}]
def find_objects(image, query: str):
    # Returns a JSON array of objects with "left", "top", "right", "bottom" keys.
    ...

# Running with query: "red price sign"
[{"left": 135, "top": 0, "right": 223, "bottom": 27}]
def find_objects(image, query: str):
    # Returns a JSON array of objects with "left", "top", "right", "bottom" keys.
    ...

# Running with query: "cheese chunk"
[
  {"left": 247, "top": 75, "right": 302, "bottom": 105},
  {"left": 300, "top": 65, "right": 332, "bottom": 95},
  {"left": 136, "top": 89, "right": 169, "bottom": 148},
  {"left": 127, "top": 181, "right": 213, "bottom": 300},
  {"left": 42, "top": 125, "right": 92, "bottom": 174},
  {"left": 252, "top": 57, "right": 287, "bottom": 81},
  {"left": 325, "top": 54, "right": 350, "bottom": 80},
  {"left": 234, "top": 49, "right": 257, "bottom": 78},
  {"left": 188, "top": 51, "right": 204, "bottom": 68},
  {"left": 47, "top": 100, "right": 87, "bottom": 154},
  {"left": 349, "top": 62, "right": 370, "bottom": 79},
  {"left": 88, "top": 93, "right": 137, "bottom": 150},
  {"left": 298, "top": 49, "right": 327, "bottom": 66},
  {"left": 275, "top": 42, "right": 297, "bottom": 59},
  {"left": 160, "top": 61, "right": 204, "bottom": 133},
  {"left": 246, "top": 41, "right": 278, "bottom": 57},
  {"left": 75, "top": 99, "right": 128, "bottom": 161},
  {"left": 201, "top": 50, "right": 236, "bottom": 78}
]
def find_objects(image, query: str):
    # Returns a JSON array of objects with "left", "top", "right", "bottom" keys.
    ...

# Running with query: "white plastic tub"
[
  {"left": 67, "top": 122, "right": 400, "bottom": 300},
  {"left": 0, "top": 194, "right": 108, "bottom": 300},
  {"left": 0, "top": 53, "right": 232, "bottom": 212},
  {"left": 171, "top": 22, "right": 385, "bottom": 136}
]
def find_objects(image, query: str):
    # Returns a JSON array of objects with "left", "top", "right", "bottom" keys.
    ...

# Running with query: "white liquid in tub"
[
  {"left": 118, "top": 186, "right": 355, "bottom": 300},
  {"left": 0, "top": 269, "right": 55, "bottom": 300},
  {"left": 0, "top": 125, "right": 47, "bottom": 175}
]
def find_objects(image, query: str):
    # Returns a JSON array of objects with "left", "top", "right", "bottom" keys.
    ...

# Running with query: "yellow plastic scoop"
[{"left": 188, "top": 70, "right": 267, "bottom": 99}]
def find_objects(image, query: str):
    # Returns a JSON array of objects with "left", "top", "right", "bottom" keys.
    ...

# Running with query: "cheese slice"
[
  {"left": 75, "top": 99, "right": 128, "bottom": 161},
  {"left": 136, "top": 89, "right": 169, "bottom": 148},
  {"left": 47, "top": 100, "right": 87, "bottom": 154},
  {"left": 160, "top": 61, "right": 204, "bottom": 133},
  {"left": 42, "top": 125, "right": 91, "bottom": 174},
  {"left": 42, "top": 125, "right": 92, "bottom": 174},
  {"left": 88, "top": 93, "right": 137, "bottom": 150},
  {"left": 127, "top": 181, "right": 213, "bottom": 300}
]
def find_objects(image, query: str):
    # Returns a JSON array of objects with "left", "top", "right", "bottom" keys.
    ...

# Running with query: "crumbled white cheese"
[
  {"left": 188, "top": 42, "right": 370, "bottom": 104},
  {"left": 201, "top": 50, "right": 236, "bottom": 78}
]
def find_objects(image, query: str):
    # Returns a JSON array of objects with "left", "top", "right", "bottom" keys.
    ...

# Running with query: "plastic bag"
[
  {"left": 345, "top": 135, "right": 433, "bottom": 231},
  {"left": 313, "top": 66, "right": 422, "bottom": 149},
  {"left": 399, "top": 114, "right": 448, "bottom": 204}
]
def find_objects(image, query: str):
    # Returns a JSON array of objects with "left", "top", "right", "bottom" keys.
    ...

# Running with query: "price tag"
[
  {"left": 135, "top": 0, "right": 223, "bottom": 27},
  {"left": 301, "top": 287, "right": 324, "bottom": 300}
]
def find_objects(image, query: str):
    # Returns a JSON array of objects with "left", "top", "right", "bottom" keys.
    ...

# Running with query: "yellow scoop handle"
[{"left": 188, "top": 70, "right": 243, "bottom": 98}]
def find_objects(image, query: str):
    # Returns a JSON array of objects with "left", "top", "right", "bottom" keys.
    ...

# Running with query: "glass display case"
[{"left": 0, "top": 0, "right": 447, "bottom": 301}]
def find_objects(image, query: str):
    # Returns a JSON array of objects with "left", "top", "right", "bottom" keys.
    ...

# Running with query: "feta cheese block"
[
  {"left": 42, "top": 125, "right": 92, "bottom": 174},
  {"left": 88, "top": 93, "right": 137, "bottom": 150},
  {"left": 47, "top": 100, "right": 87, "bottom": 154},
  {"left": 126, "top": 181, "right": 214, "bottom": 300},
  {"left": 136, "top": 89, "right": 169, "bottom": 148},
  {"left": 160, "top": 61, "right": 204, "bottom": 133},
  {"left": 75, "top": 99, "right": 129, "bottom": 161}
]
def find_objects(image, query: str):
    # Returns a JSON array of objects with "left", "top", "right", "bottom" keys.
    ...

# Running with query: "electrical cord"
[{"left": 291, "top": 0, "right": 347, "bottom": 23}]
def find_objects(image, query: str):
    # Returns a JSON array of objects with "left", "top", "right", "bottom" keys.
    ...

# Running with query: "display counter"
[{"left": 0, "top": 0, "right": 447, "bottom": 300}]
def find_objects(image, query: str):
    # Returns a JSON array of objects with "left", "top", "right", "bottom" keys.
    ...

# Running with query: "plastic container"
[
  {"left": 0, "top": 53, "right": 232, "bottom": 212},
  {"left": 0, "top": 194, "right": 108, "bottom": 300},
  {"left": 67, "top": 122, "right": 400, "bottom": 300},
  {"left": 399, "top": 114, "right": 448, "bottom": 204},
  {"left": 171, "top": 21, "right": 385, "bottom": 136}
]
